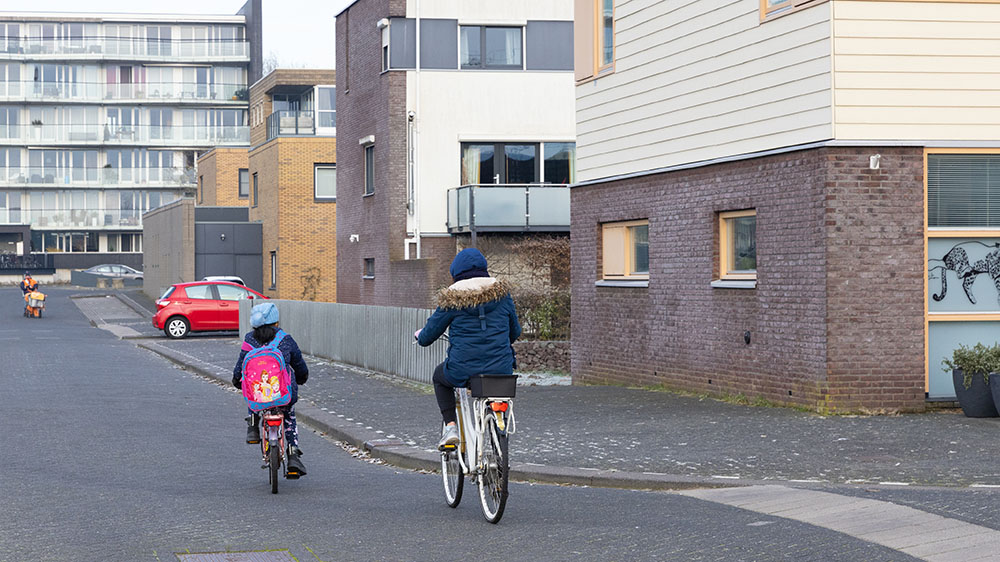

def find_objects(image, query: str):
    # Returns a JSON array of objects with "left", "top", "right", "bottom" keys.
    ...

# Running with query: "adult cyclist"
[
  {"left": 415, "top": 248, "right": 521, "bottom": 450},
  {"left": 20, "top": 272, "right": 38, "bottom": 295}
]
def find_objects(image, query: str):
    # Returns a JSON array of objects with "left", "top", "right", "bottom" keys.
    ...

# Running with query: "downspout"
[{"left": 413, "top": 0, "right": 421, "bottom": 259}]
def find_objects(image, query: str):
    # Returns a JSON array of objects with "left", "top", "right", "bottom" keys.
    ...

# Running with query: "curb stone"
[{"left": 136, "top": 340, "right": 743, "bottom": 492}]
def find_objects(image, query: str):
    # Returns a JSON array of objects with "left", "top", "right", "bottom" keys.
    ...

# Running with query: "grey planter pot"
[{"left": 953, "top": 368, "right": 999, "bottom": 418}]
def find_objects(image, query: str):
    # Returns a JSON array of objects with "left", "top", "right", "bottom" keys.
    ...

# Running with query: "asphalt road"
[{"left": 1, "top": 287, "right": 921, "bottom": 561}]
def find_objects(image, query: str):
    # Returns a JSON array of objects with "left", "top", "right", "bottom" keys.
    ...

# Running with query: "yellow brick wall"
[
  {"left": 249, "top": 136, "right": 337, "bottom": 302},
  {"left": 196, "top": 148, "right": 250, "bottom": 207}
]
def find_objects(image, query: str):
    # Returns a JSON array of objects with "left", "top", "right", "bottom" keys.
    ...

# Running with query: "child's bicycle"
[
  {"left": 440, "top": 374, "right": 517, "bottom": 523},
  {"left": 252, "top": 409, "right": 298, "bottom": 494}
]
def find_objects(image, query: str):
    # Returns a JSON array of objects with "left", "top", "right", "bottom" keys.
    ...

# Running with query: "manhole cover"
[{"left": 177, "top": 551, "right": 296, "bottom": 562}]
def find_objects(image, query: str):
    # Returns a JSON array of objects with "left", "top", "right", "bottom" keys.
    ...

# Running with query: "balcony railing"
[
  {"left": 0, "top": 81, "right": 248, "bottom": 103},
  {"left": 266, "top": 110, "right": 315, "bottom": 141},
  {"left": 0, "top": 166, "right": 196, "bottom": 187},
  {"left": 447, "top": 184, "right": 570, "bottom": 234},
  {"left": 0, "top": 39, "right": 248, "bottom": 60},
  {"left": 26, "top": 207, "right": 151, "bottom": 229},
  {"left": 0, "top": 124, "right": 249, "bottom": 146}
]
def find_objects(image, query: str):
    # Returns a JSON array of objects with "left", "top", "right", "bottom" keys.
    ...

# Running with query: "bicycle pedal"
[
  {"left": 261, "top": 463, "right": 269, "bottom": 469},
  {"left": 286, "top": 471, "right": 301, "bottom": 479},
  {"left": 440, "top": 444, "right": 457, "bottom": 451}
]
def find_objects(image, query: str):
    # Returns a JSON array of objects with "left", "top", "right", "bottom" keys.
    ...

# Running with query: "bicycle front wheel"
[
  {"left": 441, "top": 422, "right": 464, "bottom": 507},
  {"left": 478, "top": 416, "right": 509, "bottom": 523},
  {"left": 268, "top": 441, "right": 280, "bottom": 494}
]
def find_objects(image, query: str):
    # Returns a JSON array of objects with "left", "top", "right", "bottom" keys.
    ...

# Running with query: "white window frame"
[{"left": 314, "top": 164, "right": 336, "bottom": 201}]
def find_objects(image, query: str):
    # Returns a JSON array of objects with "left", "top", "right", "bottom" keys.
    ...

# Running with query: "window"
[
  {"left": 598, "top": 0, "right": 614, "bottom": 70},
  {"left": 364, "top": 145, "right": 374, "bottom": 196},
  {"left": 719, "top": 210, "right": 757, "bottom": 280},
  {"left": 461, "top": 142, "right": 539, "bottom": 184},
  {"left": 252, "top": 172, "right": 258, "bottom": 207},
  {"left": 184, "top": 284, "right": 214, "bottom": 300},
  {"left": 238, "top": 168, "right": 249, "bottom": 198},
  {"left": 363, "top": 258, "right": 375, "bottom": 278},
  {"left": 543, "top": 142, "right": 576, "bottom": 184},
  {"left": 601, "top": 220, "right": 649, "bottom": 280},
  {"left": 928, "top": 154, "right": 1000, "bottom": 228},
  {"left": 761, "top": 0, "right": 825, "bottom": 19},
  {"left": 315, "top": 165, "right": 336, "bottom": 200},
  {"left": 216, "top": 284, "right": 248, "bottom": 301},
  {"left": 381, "top": 25, "right": 390, "bottom": 72},
  {"left": 460, "top": 26, "right": 522, "bottom": 69},
  {"left": 316, "top": 86, "right": 336, "bottom": 130},
  {"left": 198, "top": 175, "right": 203, "bottom": 203},
  {"left": 575, "top": 0, "right": 615, "bottom": 82},
  {"left": 270, "top": 251, "right": 277, "bottom": 289}
]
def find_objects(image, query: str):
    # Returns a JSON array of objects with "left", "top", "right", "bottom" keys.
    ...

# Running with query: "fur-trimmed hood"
[{"left": 436, "top": 277, "right": 512, "bottom": 310}]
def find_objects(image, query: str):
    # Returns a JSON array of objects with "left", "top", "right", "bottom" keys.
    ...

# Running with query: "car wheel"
[{"left": 165, "top": 316, "right": 190, "bottom": 339}]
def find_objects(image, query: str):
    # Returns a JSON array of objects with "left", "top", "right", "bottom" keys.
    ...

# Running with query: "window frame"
[
  {"left": 314, "top": 164, "right": 336, "bottom": 202},
  {"left": 363, "top": 257, "right": 375, "bottom": 279},
  {"left": 269, "top": 250, "right": 276, "bottom": 289},
  {"left": 600, "top": 219, "right": 649, "bottom": 281},
  {"left": 251, "top": 171, "right": 258, "bottom": 207},
  {"left": 363, "top": 144, "right": 374, "bottom": 196},
  {"left": 459, "top": 25, "right": 524, "bottom": 71},
  {"left": 760, "top": 0, "right": 826, "bottom": 20},
  {"left": 238, "top": 168, "right": 249, "bottom": 199},
  {"left": 718, "top": 209, "right": 757, "bottom": 281},
  {"left": 595, "top": 0, "right": 614, "bottom": 74}
]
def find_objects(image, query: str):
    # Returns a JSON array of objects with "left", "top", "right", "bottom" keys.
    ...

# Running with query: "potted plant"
[
  {"left": 944, "top": 343, "right": 1000, "bottom": 417},
  {"left": 232, "top": 88, "right": 248, "bottom": 101}
]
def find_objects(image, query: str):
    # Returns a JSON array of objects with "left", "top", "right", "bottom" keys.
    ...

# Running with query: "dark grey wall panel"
[
  {"left": 197, "top": 254, "right": 236, "bottom": 280},
  {"left": 526, "top": 21, "right": 574, "bottom": 71},
  {"left": 420, "top": 19, "right": 457, "bottom": 69},
  {"left": 390, "top": 18, "right": 416, "bottom": 69},
  {"left": 235, "top": 254, "right": 263, "bottom": 293},
  {"left": 195, "top": 207, "right": 249, "bottom": 222},
  {"left": 202, "top": 224, "right": 236, "bottom": 254},
  {"left": 52, "top": 252, "right": 143, "bottom": 270},
  {"left": 234, "top": 223, "right": 263, "bottom": 254}
]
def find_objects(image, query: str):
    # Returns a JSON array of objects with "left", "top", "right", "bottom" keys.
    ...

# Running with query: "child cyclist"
[
  {"left": 232, "top": 302, "right": 309, "bottom": 476},
  {"left": 415, "top": 248, "right": 521, "bottom": 450}
]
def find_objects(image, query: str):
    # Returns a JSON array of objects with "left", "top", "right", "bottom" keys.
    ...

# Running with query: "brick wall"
[
  {"left": 336, "top": 0, "right": 409, "bottom": 307},
  {"left": 823, "top": 147, "right": 925, "bottom": 412},
  {"left": 571, "top": 146, "right": 926, "bottom": 412},
  {"left": 197, "top": 148, "right": 250, "bottom": 207},
  {"left": 249, "top": 137, "right": 338, "bottom": 302}
]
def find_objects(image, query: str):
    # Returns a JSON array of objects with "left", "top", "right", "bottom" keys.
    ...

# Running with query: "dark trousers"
[{"left": 433, "top": 363, "right": 459, "bottom": 425}]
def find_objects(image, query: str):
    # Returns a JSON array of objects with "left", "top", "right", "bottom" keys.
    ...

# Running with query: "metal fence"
[{"left": 240, "top": 299, "right": 447, "bottom": 384}]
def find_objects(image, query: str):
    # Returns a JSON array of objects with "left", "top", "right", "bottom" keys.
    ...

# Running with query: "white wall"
[
  {"left": 576, "top": 0, "right": 833, "bottom": 183},
  {"left": 410, "top": 0, "right": 572, "bottom": 22},
  {"left": 833, "top": 1, "right": 1000, "bottom": 141},
  {"left": 409, "top": 71, "right": 576, "bottom": 235}
]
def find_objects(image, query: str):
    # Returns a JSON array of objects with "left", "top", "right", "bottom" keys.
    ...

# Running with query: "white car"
[{"left": 201, "top": 275, "right": 245, "bottom": 286}]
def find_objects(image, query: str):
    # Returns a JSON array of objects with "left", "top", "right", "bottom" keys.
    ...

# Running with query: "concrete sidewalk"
[{"left": 95, "top": 290, "right": 1000, "bottom": 491}]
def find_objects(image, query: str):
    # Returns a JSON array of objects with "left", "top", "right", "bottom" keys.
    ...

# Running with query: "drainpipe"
[{"left": 411, "top": 0, "right": 421, "bottom": 259}]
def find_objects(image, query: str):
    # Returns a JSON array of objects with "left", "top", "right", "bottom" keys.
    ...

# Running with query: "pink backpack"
[{"left": 241, "top": 330, "right": 292, "bottom": 411}]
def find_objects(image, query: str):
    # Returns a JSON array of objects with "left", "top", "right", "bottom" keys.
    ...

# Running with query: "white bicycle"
[{"left": 440, "top": 374, "right": 517, "bottom": 524}]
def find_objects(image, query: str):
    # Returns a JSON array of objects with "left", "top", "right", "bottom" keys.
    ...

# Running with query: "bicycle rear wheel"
[
  {"left": 268, "top": 441, "right": 280, "bottom": 494},
  {"left": 441, "top": 423, "right": 464, "bottom": 507},
  {"left": 478, "top": 416, "right": 509, "bottom": 523}
]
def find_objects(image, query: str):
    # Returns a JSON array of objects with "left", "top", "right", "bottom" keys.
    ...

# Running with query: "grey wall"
[
  {"left": 240, "top": 299, "right": 446, "bottom": 383},
  {"left": 239, "top": 0, "right": 263, "bottom": 83},
  {"left": 390, "top": 18, "right": 416, "bottom": 69},
  {"left": 142, "top": 198, "right": 195, "bottom": 300},
  {"left": 195, "top": 222, "right": 263, "bottom": 292},
  {"left": 526, "top": 21, "right": 574, "bottom": 71},
  {"left": 419, "top": 19, "right": 457, "bottom": 69}
]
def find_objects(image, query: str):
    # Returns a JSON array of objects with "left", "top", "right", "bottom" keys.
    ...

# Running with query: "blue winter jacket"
[
  {"left": 232, "top": 329, "right": 309, "bottom": 404},
  {"left": 417, "top": 277, "right": 521, "bottom": 387}
]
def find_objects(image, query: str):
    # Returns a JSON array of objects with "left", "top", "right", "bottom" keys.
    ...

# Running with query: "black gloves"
[{"left": 232, "top": 376, "right": 241, "bottom": 389}]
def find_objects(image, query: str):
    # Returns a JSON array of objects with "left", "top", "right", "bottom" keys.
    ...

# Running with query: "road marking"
[{"left": 678, "top": 485, "right": 1000, "bottom": 561}]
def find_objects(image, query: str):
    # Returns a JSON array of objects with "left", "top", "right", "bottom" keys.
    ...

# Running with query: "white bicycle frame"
[{"left": 452, "top": 387, "right": 515, "bottom": 478}]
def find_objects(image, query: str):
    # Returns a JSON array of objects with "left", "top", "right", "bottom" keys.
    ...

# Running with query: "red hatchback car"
[{"left": 153, "top": 281, "right": 268, "bottom": 338}]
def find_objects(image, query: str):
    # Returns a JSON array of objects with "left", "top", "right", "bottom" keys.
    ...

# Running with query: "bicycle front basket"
[{"left": 469, "top": 374, "right": 518, "bottom": 398}]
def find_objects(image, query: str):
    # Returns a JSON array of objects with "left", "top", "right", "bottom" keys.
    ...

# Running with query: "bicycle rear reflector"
[{"left": 490, "top": 402, "right": 509, "bottom": 412}]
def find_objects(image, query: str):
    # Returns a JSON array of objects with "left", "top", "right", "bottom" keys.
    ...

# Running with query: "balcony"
[
  {"left": 0, "top": 81, "right": 248, "bottom": 104},
  {"left": 2, "top": 38, "right": 249, "bottom": 62},
  {"left": 0, "top": 123, "right": 249, "bottom": 146},
  {"left": 0, "top": 166, "right": 196, "bottom": 187},
  {"left": 27, "top": 208, "right": 146, "bottom": 229},
  {"left": 447, "top": 184, "right": 570, "bottom": 233},
  {"left": 266, "top": 110, "right": 315, "bottom": 141}
]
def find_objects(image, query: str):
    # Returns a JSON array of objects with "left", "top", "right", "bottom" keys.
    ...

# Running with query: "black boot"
[
  {"left": 245, "top": 414, "right": 260, "bottom": 444},
  {"left": 286, "top": 445, "right": 306, "bottom": 478}
]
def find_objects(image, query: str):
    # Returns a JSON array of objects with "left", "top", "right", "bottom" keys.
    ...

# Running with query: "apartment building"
[
  {"left": 0, "top": 3, "right": 260, "bottom": 277},
  {"left": 571, "top": 0, "right": 1000, "bottom": 411},
  {"left": 335, "top": 0, "right": 576, "bottom": 308}
]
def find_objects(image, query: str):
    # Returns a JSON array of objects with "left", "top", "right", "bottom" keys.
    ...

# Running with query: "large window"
[
  {"left": 317, "top": 86, "right": 336, "bottom": 130},
  {"left": 719, "top": 210, "right": 757, "bottom": 280},
  {"left": 315, "top": 165, "right": 336, "bottom": 200},
  {"left": 601, "top": 220, "right": 649, "bottom": 280},
  {"left": 461, "top": 142, "right": 575, "bottom": 185},
  {"left": 238, "top": 168, "right": 249, "bottom": 198},
  {"left": 364, "top": 144, "right": 375, "bottom": 196},
  {"left": 543, "top": 142, "right": 576, "bottom": 184},
  {"left": 928, "top": 154, "right": 1000, "bottom": 228},
  {"left": 460, "top": 26, "right": 522, "bottom": 70}
]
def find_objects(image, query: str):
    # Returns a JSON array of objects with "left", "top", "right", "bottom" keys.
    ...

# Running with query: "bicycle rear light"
[
  {"left": 264, "top": 418, "right": 283, "bottom": 427},
  {"left": 490, "top": 402, "right": 508, "bottom": 412}
]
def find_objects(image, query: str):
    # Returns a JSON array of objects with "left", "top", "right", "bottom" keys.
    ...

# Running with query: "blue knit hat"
[
  {"left": 250, "top": 302, "right": 279, "bottom": 328},
  {"left": 450, "top": 248, "right": 489, "bottom": 282}
]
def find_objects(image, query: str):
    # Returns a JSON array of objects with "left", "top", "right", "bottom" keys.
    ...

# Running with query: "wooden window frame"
[
  {"left": 719, "top": 209, "right": 757, "bottom": 280},
  {"left": 760, "top": 0, "right": 827, "bottom": 21},
  {"left": 595, "top": 0, "right": 614, "bottom": 76},
  {"left": 601, "top": 219, "right": 649, "bottom": 280}
]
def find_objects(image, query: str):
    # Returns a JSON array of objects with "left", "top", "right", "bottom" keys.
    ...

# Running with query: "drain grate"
[{"left": 177, "top": 551, "right": 297, "bottom": 562}]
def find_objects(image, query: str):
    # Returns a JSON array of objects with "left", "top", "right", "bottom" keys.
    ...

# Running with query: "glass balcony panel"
[
  {"left": 473, "top": 186, "right": 526, "bottom": 228},
  {"left": 448, "top": 188, "right": 458, "bottom": 229},
  {"left": 528, "top": 186, "right": 570, "bottom": 226},
  {"left": 458, "top": 187, "right": 469, "bottom": 228}
]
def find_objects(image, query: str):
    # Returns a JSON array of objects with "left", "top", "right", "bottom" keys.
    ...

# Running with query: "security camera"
[
  {"left": 349, "top": 234, "right": 360, "bottom": 243},
  {"left": 407, "top": 111, "right": 415, "bottom": 122}
]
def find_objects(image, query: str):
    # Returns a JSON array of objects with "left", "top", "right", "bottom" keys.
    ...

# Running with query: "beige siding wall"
[
  {"left": 576, "top": 0, "right": 833, "bottom": 182},
  {"left": 833, "top": 1, "right": 1000, "bottom": 140}
]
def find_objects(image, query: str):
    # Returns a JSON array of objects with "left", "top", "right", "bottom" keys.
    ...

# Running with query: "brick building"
[
  {"left": 197, "top": 148, "right": 249, "bottom": 207},
  {"left": 571, "top": 0, "right": 1000, "bottom": 411},
  {"left": 335, "top": 0, "right": 575, "bottom": 308}
]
